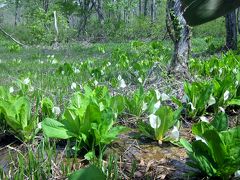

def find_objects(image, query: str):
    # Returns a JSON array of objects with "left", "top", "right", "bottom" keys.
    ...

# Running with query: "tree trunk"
[
  {"left": 144, "top": 0, "right": 148, "bottom": 16},
  {"left": 226, "top": 10, "right": 237, "bottom": 50},
  {"left": 150, "top": 0, "right": 156, "bottom": 22},
  {"left": 43, "top": 0, "right": 49, "bottom": 13},
  {"left": 238, "top": 8, "right": 240, "bottom": 33},
  {"left": 14, "top": 0, "right": 20, "bottom": 26},
  {"left": 139, "top": 0, "right": 142, "bottom": 16},
  {"left": 93, "top": 0, "right": 104, "bottom": 24},
  {"left": 166, "top": 0, "right": 191, "bottom": 78}
]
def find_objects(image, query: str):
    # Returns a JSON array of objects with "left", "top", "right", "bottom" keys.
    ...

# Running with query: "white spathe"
[
  {"left": 23, "top": 78, "right": 30, "bottom": 85},
  {"left": 52, "top": 107, "right": 61, "bottom": 116},
  {"left": 208, "top": 95, "right": 216, "bottom": 106},
  {"left": 9, "top": 87, "right": 14, "bottom": 93},
  {"left": 170, "top": 126, "right": 180, "bottom": 141},
  {"left": 142, "top": 102, "right": 148, "bottom": 111},
  {"left": 223, "top": 90, "right": 230, "bottom": 101},
  {"left": 153, "top": 101, "right": 161, "bottom": 113},
  {"left": 149, "top": 114, "right": 161, "bottom": 129},
  {"left": 200, "top": 116, "right": 209, "bottom": 123},
  {"left": 119, "top": 79, "right": 126, "bottom": 88},
  {"left": 71, "top": 82, "right": 77, "bottom": 90},
  {"left": 188, "top": 102, "right": 196, "bottom": 111},
  {"left": 161, "top": 93, "right": 170, "bottom": 101},
  {"left": 155, "top": 89, "right": 161, "bottom": 100}
]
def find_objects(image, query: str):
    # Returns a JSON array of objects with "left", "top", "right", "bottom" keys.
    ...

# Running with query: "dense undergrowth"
[{"left": 0, "top": 34, "right": 240, "bottom": 179}]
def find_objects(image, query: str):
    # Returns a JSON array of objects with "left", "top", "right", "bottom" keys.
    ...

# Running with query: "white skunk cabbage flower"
[
  {"left": 51, "top": 59, "right": 58, "bottom": 64},
  {"left": 117, "top": 75, "right": 122, "bottom": 81},
  {"left": 37, "top": 122, "right": 42, "bottom": 129},
  {"left": 119, "top": 79, "right": 126, "bottom": 88},
  {"left": 9, "top": 87, "right": 14, "bottom": 93},
  {"left": 236, "top": 81, "right": 239, "bottom": 86},
  {"left": 219, "top": 68, "right": 223, "bottom": 75},
  {"left": 23, "top": 78, "right": 30, "bottom": 85},
  {"left": 223, "top": 90, "right": 230, "bottom": 101},
  {"left": 71, "top": 82, "right": 77, "bottom": 90},
  {"left": 155, "top": 89, "right": 161, "bottom": 100},
  {"left": 138, "top": 78, "right": 143, "bottom": 83},
  {"left": 29, "top": 86, "right": 34, "bottom": 92},
  {"left": 74, "top": 68, "right": 80, "bottom": 74},
  {"left": 153, "top": 101, "right": 161, "bottom": 113},
  {"left": 94, "top": 80, "right": 99, "bottom": 86},
  {"left": 161, "top": 93, "right": 170, "bottom": 101},
  {"left": 233, "top": 68, "right": 238, "bottom": 74},
  {"left": 208, "top": 95, "right": 216, "bottom": 106},
  {"left": 142, "top": 102, "right": 148, "bottom": 111},
  {"left": 52, "top": 107, "right": 61, "bottom": 116},
  {"left": 188, "top": 102, "right": 196, "bottom": 111},
  {"left": 149, "top": 114, "right": 161, "bottom": 129},
  {"left": 170, "top": 126, "right": 180, "bottom": 141},
  {"left": 219, "top": 107, "right": 225, "bottom": 113},
  {"left": 200, "top": 116, "right": 209, "bottom": 123}
]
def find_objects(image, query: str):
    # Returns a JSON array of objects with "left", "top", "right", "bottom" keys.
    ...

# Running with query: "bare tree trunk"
[
  {"left": 43, "top": 0, "right": 49, "bottom": 13},
  {"left": 93, "top": 0, "right": 104, "bottom": 24},
  {"left": 144, "top": 0, "right": 148, "bottom": 16},
  {"left": 77, "top": 0, "right": 94, "bottom": 38},
  {"left": 226, "top": 10, "right": 237, "bottom": 50},
  {"left": 238, "top": 8, "right": 240, "bottom": 33},
  {"left": 14, "top": 0, "right": 20, "bottom": 26},
  {"left": 139, "top": 0, "right": 142, "bottom": 16},
  {"left": 166, "top": 0, "right": 191, "bottom": 78},
  {"left": 150, "top": 0, "right": 156, "bottom": 22}
]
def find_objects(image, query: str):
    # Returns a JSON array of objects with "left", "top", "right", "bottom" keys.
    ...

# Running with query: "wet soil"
[{"left": 108, "top": 126, "right": 197, "bottom": 179}]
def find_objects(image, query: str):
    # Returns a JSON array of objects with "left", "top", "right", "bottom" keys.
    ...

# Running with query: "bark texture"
[
  {"left": 238, "top": 8, "right": 240, "bottom": 33},
  {"left": 225, "top": 10, "right": 238, "bottom": 50},
  {"left": 166, "top": 0, "right": 190, "bottom": 78}
]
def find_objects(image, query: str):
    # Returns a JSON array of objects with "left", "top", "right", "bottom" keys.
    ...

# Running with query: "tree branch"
[{"left": 0, "top": 25, "right": 27, "bottom": 47}]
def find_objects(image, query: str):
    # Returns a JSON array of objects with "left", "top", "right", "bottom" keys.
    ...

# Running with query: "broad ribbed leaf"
[
  {"left": 68, "top": 165, "right": 106, "bottom": 180},
  {"left": 155, "top": 106, "right": 177, "bottom": 141},
  {"left": 211, "top": 112, "right": 228, "bottom": 131},
  {"left": 202, "top": 130, "right": 227, "bottom": 165},
  {"left": 42, "top": 118, "right": 72, "bottom": 139},
  {"left": 14, "top": 97, "right": 30, "bottom": 130}
]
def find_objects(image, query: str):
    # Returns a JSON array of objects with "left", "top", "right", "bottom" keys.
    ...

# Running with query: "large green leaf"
[
  {"left": 190, "top": 140, "right": 217, "bottom": 176},
  {"left": 101, "top": 126, "right": 129, "bottom": 144},
  {"left": 68, "top": 165, "right": 106, "bottom": 180},
  {"left": 42, "top": 118, "right": 72, "bottom": 139},
  {"left": 211, "top": 112, "right": 228, "bottom": 132},
  {"left": 155, "top": 106, "right": 177, "bottom": 141},
  {"left": 202, "top": 130, "right": 227, "bottom": 165},
  {"left": 220, "top": 127, "right": 240, "bottom": 160},
  {"left": 137, "top": 121, "right": 155, "bottom": 139},
  {"left": 192, "top": 122, "right": 214, "bottom": 137},
  {"left": 14, "top": 97, "right": 31, "bottom": 130}
]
